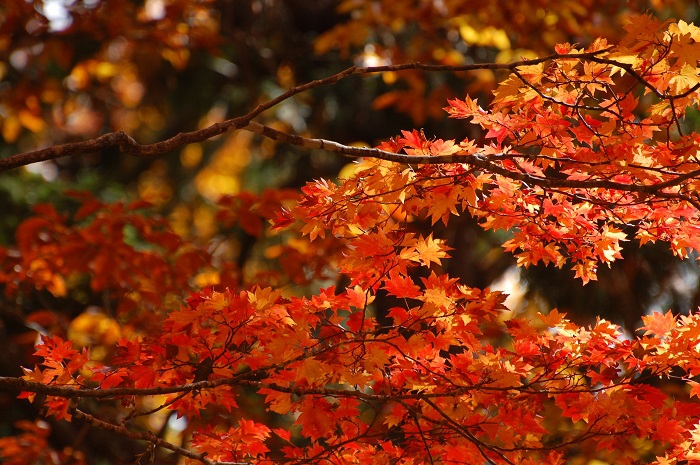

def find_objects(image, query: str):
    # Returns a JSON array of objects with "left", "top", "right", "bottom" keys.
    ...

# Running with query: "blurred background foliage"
[{"left": 2, "top": 1, "right": 700, "bottom": 464}]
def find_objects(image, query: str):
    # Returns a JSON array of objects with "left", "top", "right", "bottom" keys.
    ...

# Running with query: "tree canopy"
[{"left": 1, "top": 2, "right": 700, "bottom": 465}]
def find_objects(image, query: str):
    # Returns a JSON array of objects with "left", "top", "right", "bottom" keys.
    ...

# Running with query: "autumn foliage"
[{"left": 3, "top": 3, "right": 700, "bottom": 465}]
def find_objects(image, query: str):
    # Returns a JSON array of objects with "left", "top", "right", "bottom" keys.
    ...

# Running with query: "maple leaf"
[
  {"left": 639, "top": 310, "right": 676, "bottom": 337},
  {"left": 271, "top": 207, "right": 295, "bottom": 231},
  {"left": 400, "top": 234, "right": 450, "bottom": 266},
  {"left": 653, "top": 416, "right": 686, "bottom": 443},
  {"left": 94, "top": 371, "right": 129, "bottom": 389},
  {"left": 383, "top": 273, "right": 421, "bottom": 299},
  {"left": 444, "top": 96, "right": 483, "bottom": 119},
  {"left": 537, "top": 309, "right": 567, "bottom": 327},
  {"left": 8, "top": 11, "right": 700, "bottom": 465},
  {"left": 424, "top": 185, "right": 463, "bottom": 225},
  {"left": 689, "top": 381, "right": 700, "bottom": 399},
  {"left": 555, "top": 43, "right": 572, "bottom": 54},
  {"left": 295, "top": 358, "right": 331, "bottom": 385},
  {"left": 44, "top": 397, "right": 72, "bottom": 421},
  {"left": 295, "top": 397, "right": 336, "bottom": 440},
  {"left": 398, "top": 129, "right": 429, "bottom": 155},
  {"left": 260, "top": 389, "right": 295, "bottom": 415},
  {"left": 19, "top": 367, "right": 45, "bottom": 402},
  {"left": 668, "top": 20, "right": 700, "bottom": 65},
  {"left": 376, "top": 138, "right": 404, "bottom": 153},
  {"left": 429, "top": 138, "right": 459, "bottom": 156}
]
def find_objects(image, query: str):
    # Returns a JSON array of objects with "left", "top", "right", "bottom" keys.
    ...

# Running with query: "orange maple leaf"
[{"left": 639, "top": 310, "right": 676, "bottom": 337}]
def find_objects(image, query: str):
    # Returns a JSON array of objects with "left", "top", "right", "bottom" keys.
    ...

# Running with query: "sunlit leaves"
[
  {"left": 369, "top": 17, "right": 700, "bottom": 283},
  {"left": 7, "top": 12, "right": 700, "bottom": 465}
]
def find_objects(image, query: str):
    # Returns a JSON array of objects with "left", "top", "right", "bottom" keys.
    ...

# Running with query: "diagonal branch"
[{"left": 0, "top": 50, "right": 612, "bottom": 173}]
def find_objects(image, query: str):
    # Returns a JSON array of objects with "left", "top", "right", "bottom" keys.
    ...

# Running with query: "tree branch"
[
  {"left": 73, "top": 409, "right": 245, "bottom": 465},
  {"left": 0, "top": 50, "right": 613, "bottom": 173},
  {"left": 2, "top": 52, "right": 697, "bottom": 209},
  {"left": 244, "top": 121, "right": 700, "bottom": 203}
]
